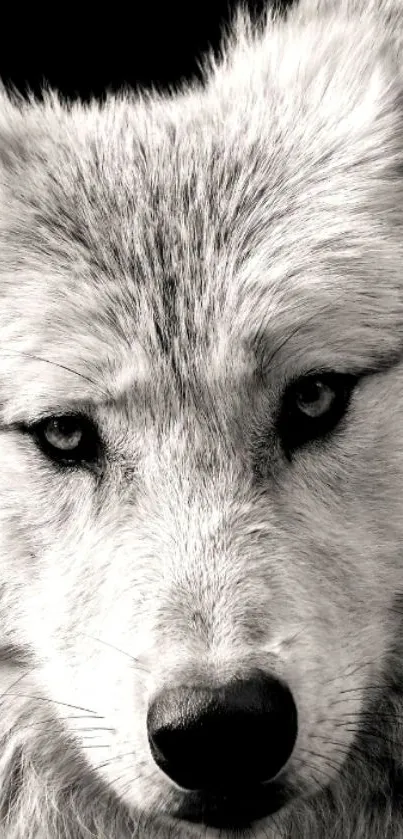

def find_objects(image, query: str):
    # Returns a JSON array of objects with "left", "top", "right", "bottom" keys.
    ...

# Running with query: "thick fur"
[{"left": 1, "top": 0, "right": 403, "bottom": 836}]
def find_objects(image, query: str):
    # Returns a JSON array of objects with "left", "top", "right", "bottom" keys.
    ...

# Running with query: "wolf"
[{"left": 1, "top": 0, "right": 403, "bottom": 836}]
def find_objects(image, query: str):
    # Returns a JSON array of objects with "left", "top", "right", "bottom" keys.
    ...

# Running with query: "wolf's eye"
[
  {"left": 30, "top": 414, "right": 101, "bottom": 466},
  {"left": 294, "top": 378, "right": 336, "bottom": 417},
  {"left": 279, "top": 372, "right": 357, "bottom": 457}
]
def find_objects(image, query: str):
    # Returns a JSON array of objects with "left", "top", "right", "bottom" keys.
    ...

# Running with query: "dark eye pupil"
[
  {"left": 297, "top": 381, "right": 322, "bottom": 403},
  {"left": 54, "top": 417, "right": 76, "bottom": 435},
  {"left": 44, "top": 417, "right": 83, "bottom": 451},
  {"left": 295, "top": 380, "right": 334, "bottom": 417}
]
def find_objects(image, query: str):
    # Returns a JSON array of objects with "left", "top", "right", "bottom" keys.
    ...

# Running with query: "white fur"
[{"left": 1, "top": 0, "right": 403, "bottom": 836}]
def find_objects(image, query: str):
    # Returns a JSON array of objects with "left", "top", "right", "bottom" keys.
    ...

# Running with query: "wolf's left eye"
[
  {"left": 29, "top": 414, "right": 101, "bottom": 467},
  {"left": 278, "top": 372, "right": 358, "bottom": 457}
]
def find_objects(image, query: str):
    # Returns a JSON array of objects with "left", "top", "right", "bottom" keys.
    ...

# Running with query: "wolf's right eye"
[
  {"left": 28, "top": 414, "right": 101, "bottom": 467},
  {"left": 278, "top": 372, "right": 358, "bottom": 458}
]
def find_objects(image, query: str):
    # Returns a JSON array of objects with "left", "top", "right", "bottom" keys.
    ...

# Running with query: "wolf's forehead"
[
  {"left": 31, "top": 129, "right": 403, "bottom": 357},
  {"left": 3, "top": 91, "right": 403, "bottom": 418}
]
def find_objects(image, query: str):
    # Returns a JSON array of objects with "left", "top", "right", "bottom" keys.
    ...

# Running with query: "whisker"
[
  {"left": 17, "top": 714, "right": 104, "bottom": 731},
  {"left": 79, "top": 633, "right": 150, "bottom": 673},
  {"left": 331, "top": 685, "right": 384, "bottom": 703},
  {"left": 92, "top": 751, "right": 135, "bottom": 773},
  {"left": 1, "top": 693, "right": 102, "bottom": 716},
  {"left": 77, "top": 726, "right": 116, "bottom": 733},
  {"left": 82, "top": 744, "right": 112, "bottom": 749},
  {"left": 0, "top": 666, "right": 37, "bottom": 704},
  {"left": 1, "top": 350, "right": 110, "bottom": 398}
]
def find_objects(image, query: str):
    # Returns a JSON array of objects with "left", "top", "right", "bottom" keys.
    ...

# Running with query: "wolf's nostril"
[{"left": 146, "top": 671, "right": 298, "bottom": 792}]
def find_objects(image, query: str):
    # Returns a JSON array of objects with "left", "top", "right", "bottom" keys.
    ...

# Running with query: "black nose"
[{"left": 147, "top": 671, "right": 298, "bottom": 792}]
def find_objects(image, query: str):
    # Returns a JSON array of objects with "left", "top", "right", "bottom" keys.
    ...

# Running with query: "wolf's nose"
[{"left": 147, "top": 671, "right": 297, "bottom": 791}]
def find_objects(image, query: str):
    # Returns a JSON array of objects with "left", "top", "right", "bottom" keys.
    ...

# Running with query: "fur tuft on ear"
[
  {"left": 293, "top": 0, "right": 403, "bottom": 57},
  {"left": 201, "top": 0, "right": 403, "bottom": 206}
]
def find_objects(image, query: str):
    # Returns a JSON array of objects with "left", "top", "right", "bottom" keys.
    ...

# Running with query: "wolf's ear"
[
  {"left": 294, "top": 0, "right": 403, "bottom": 48},
  {"left": 0, "top": 84, "right": 64, "bottom": 172},
  {"left": 0, "top": 85, "right": 34, "bottom": 171}
]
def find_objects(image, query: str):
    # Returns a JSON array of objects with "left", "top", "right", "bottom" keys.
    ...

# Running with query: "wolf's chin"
[{"left": 170, "top": 779, "right": 292, "bottom": 830}]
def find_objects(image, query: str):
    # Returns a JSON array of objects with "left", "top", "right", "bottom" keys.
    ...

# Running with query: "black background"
[{"left": 1, "top": 1, "right": 294, "bottom": 100}]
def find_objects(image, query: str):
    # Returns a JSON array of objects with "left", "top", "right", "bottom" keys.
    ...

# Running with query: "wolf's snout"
[{"left": 147, "top": 671, "right": 298, "bottom": 792}]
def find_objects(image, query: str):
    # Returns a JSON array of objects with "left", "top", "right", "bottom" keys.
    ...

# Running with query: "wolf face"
[{"left": 1, "top": 2, "right": 403, "bottom": 837}]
